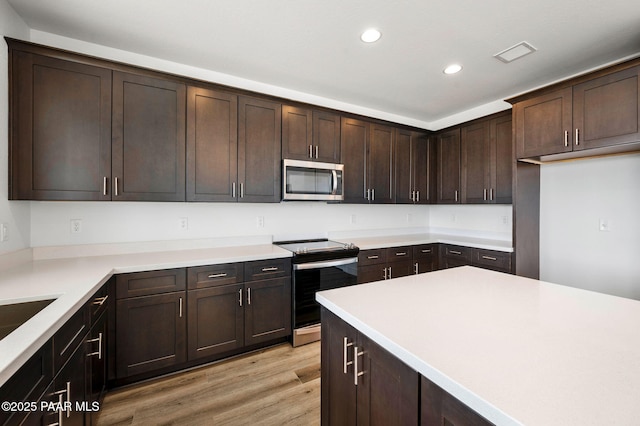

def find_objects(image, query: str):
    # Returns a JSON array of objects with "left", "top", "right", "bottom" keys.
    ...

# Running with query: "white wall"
[
  {"left": 428, "top": 204, "right": 512, "bottom": 239},
  {"left": 0, "top": 0, "right": 31, "bottom": 255},
  {"left": 540, "top": 153, "right": 640, "bottom": 300}
]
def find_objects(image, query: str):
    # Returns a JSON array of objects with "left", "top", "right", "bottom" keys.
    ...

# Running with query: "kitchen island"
[{"left": 316, "top": 266, "right": 640, "bottom": 425}]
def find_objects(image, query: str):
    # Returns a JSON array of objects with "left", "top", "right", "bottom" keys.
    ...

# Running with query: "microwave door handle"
[{"left": 332, "top": 170, "right": 338, "bottom": 195}]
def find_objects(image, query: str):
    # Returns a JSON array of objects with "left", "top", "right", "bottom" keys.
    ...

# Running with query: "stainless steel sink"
[{"left": 0, "top": 299, "right": 54, "bottom": 340}]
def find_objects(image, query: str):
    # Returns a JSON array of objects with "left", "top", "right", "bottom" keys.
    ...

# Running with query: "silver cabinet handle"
[
  {"left": 353, "top": 346, "right": 364, "bottom": 386},
  {"left": 388, "top": 266, "right": 392, "bottom": 279},
  {"left": 247, "top": 287, "right": 251, "bottom": 305},
  {"left": 65, "top": 382, "right": 71, "bottom": 418},
  {"left": 208, "top": 273, "right": 228, "bottom": 278},
  {"left": 315, "top": 145, "right": 319, "bottom": 159},
  {"left": 239, "top": 288, "right": 243, "bottom": 307},
  {"left": 366, "top": 188, "right": 370, "bottom": 201},
  {"left": 309, "top": 145, "right": 313, "bottom": 158},
  {"left": 482, "top": 255, "right": 498, "bottom": 261},
  {"left": 422, "top": 249, "right": 431, "bottom": 253},
  {"left": 416, "top": 191, "right": 420, "bottom": 203},
  {"left": 367, "top": 255, "right": 379, "bottom": 260},
  {"left": 575, "top": 128, "right": 579, "bottom": 146},
  {"left": 179, "top": 297, "right": 183, "bottom": 318},
  {"left": 484, "top": 188, "right": 487, "bottom": 201},
  {"left": 114, "top": 177, "right": 119, "bottom": 197},
  {"left": 490, "top": 188, "right": 494, "bottom": 201},
  {"left": 455, "top": 190, "right": 458, "bottom": 202},
  {"left": 103, "top": 177, "right": 108, "bottom": 196},
  {"left": 564, "top": 130, "right": 569, "bottom": 147},
  {"left": 395, "top": 252, "right": 407, "bottom": 256},
  {"left": 411, "top": 190, "right": 415, "bottom": 202},
  {"left": 343, "top": 337, "right": 354, "bottom": 373},
  {"left": 261, "top": 267, "right": 279, "bottom": 272},
  {"left": 93, "top": 295, "right": 109, "bottom": 306},
  {"left": 371, "top": 188, "right": 375, "bottom": 201},
  {"left": 86, "top": 332, "right": 103, "bottom": 359},
  {"left": 414, "top": 262, "right": 419, "bottom": 274},
  {"left": 383, "top": 267, "right": 388, "bottom": 280},
  {"left": 450, "top": 250, "right": 462, "bottom": 255},
  {"left": 240, "top": 183, "right": 244, "bottom": 198},
  {"left": 232, "top": 182, "right": 236, "bottom": 198}
]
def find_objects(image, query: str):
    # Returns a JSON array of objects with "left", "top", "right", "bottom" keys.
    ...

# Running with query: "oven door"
[{"left": 292, "top": 257, "right": 358, "bottom": 332}]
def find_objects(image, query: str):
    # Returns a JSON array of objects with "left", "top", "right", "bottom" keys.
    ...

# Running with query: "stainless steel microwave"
[{"left": 282, "top": 159, "right": 344, "bottom": 201}]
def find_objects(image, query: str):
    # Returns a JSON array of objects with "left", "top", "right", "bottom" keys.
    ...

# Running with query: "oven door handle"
[{"left": 294, "top": 257, "right": 358, "bottom": 271}]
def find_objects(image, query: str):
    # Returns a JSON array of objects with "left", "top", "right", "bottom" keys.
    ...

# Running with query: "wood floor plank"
[{"left": 97, "top": 342, "right": 320, "bottom": 426}]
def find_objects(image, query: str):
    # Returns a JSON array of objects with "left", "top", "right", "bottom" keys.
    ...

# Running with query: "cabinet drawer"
[
  {"left": 187, "top": 263, "right": 244, "bottom": 290},
  {"left": 386, "top": 246, "right": 412, "bottom": 260},
  {"left": 358, "top": 249, "right": 386, "bottom": 266},
  {"left": 441, "top": 244, "right": 472, "bottom": 262},
  {"left": 412, "top": 244, "right": 437, "bottom": 260},
  {"left": 472, "top": 249, "right": 512, "bottom": 273},
  {"left": 53, "top": 306, "right": 89, "bottom": 372},
  {"left": 244, "top": 258, "right": 291, "bottom": 281},
  {"left": 116, "top": 268, "right": 186, "bottom": 299}
]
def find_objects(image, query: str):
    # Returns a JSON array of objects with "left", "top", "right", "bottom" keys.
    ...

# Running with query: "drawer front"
[
  {"left": 472, "top": 249, "right": 512, "bottom": 273},
  {"left": 116, "top": 268, "right": 186, "bottom": 299},
  {"left": 53, "top": 306, "right": 89, "bottom": 371},
  {"left": 413, "top": 244, "right": 437, "bottom": 260},
  {"left": 358, "top": 249, "right": 386, "bottom": 266},
  {"left": 386, "top": 246, "right": 412, "bottom": 261},
  {"left": 187, "top": 263, "right": 244, "bottom": 290},
  {"left": 441, "top": 244, "right": 472, "bottom": 262},
  {"left": 244, "top": 258, "right": 291, "bottom": 281}
]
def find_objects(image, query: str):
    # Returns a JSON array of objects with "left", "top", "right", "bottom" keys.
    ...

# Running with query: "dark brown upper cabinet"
[
  {"left": 238, "top": 96, "right": 282, "bottom": 203},
  {"left": 437, "top": 128, "right": 461, "bottom": 204},
  {"left": 9, "top": 50, "right": 112, "bottom": 200},
  {"left": 282, "top": 105, "right": 341, "bottom": 163},
  {"left": 341, "top": 118, "right": 395, "bottom": 204},
  {"left": 514, "top": 64, "right": 640, "bottom": 161},
  {"left": 395, "top": 129, "right": 433, "bottom": 204},
  {"left": 186, "top": 86, "right": 238, "bottom": 202},
  {"left": 492, "top": 113, "right": 513, "bottom": 204},
  {"left": 112, "top": 71, "right": 186, "bottom": 201}
]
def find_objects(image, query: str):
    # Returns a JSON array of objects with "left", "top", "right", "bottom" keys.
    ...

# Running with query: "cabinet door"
[
  {"left": 186, "top": 86, "right": 238, "bottom": 201},
  {"left": 413, "top": 134, "right": 434, "bottom": 204},
  {"left": 244, "top": 277, "right": 291, "bottom": 345},
  {"left": 116, "top": 292, "right": 186, "bottom": 378},
  {"left": 491, "top": 114, "right": 513, "bottom": 204},
  {"left": 356, "top": 334, "right": 419, "bottom": 426},
  {"left": 394, "top": 128, "right": 413, "bottom": 204},
  {"left": 341, "top": 118, "right": 369, "bottom": 203},
  {"left": 461, "top": 121, "right": 491, "bottom": 204},
  {"left": 52, "top": 340, "right": 86, "bottom": 426},
  {"left": 437, "top": 128, "right": 461, "bottom": 204},
  {"left": 10, "top": 51, "right": 112, "bottom": 201},
  {"left": 421, "top": 376, "right": 492, "bottom": 426},
  {"left": 112, "top": 71, "right": 186, "bottom": 201},
  {"left": 573, "top": 66, "right": 640, "bottom": 151},
  {"left": 86, "top": 311, "right": 107, "bottom": 425},
  {"left": 358, "top": 264, "right": 387, "bottom": 284},
  {"left": 238, "top": 96, "right": 282, "bottom": 202},
  {"left": 368, "top": 124, "right": 395, "bottom": 204},
  {"left": 187, "top": 284, "right": 244, "bottom": 360},
  {"left": 321, "top": 309, "right": 358, "bottom": 426},
  {"left": 282, "top": 105, "right": 313, "bottom": 161},
  {"left": 386, "top": 260, "right": 414, "bottom": 280},
  {"left": 514, "top": 87, "right": 572, "bottom": 158},
  {"left": 314, "top": 110, "right": 342, "bottom": 163}
]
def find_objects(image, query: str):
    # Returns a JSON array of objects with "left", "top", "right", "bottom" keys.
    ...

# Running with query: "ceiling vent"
[{"left": 494, "top": 41, "right": 537, "bottom": 63}]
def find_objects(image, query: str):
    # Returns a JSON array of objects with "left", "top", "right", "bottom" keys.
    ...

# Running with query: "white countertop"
[
  {"left": 316, "top": 267, "right": 640, "bottom": 426},
  {"left": 0, "top": 243, "right": 291, "bottom": 386},
  {"left": 343, "top": 232, "right": 513, "bottom": 252}
]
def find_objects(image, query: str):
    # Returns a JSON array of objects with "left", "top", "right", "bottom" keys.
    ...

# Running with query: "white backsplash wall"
[
  {"left": 540, "top": 153, "right": 640, "bottom": 300},
  {"left": 0, "top": 0, "right": 31, "bottom": 255},
  {"left": 29, "top": 202, "right": 430, "bottom": 247},
  {"left": 428, "top": 204, "right": 513, "bottom": 240}
]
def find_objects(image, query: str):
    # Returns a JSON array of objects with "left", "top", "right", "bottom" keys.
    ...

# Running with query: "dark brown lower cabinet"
[
  {"left": 244, "top": 277, "right": 291, "bottom": 346},
  {"left": 115, "top": 291, "right": 187, "bottom": 378},
  {"left": 85, "top": 309, "right": 107, "bottom": 426},
  {"left": 321, "top": 308, "right": 418, "bottom": 426},
  {"left": 421, "top": 376, "right": 493, "bottom": 426},
  {"left": 413, "top": 244, "right": 438, "bottom": 274}
]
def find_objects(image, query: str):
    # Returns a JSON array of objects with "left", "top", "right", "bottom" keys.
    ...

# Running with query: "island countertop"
[{"left": 316, "top": 266, "right": 640, "bottom": 426}]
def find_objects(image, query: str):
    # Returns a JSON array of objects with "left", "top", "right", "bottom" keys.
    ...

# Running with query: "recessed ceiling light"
[
  {"left": 494, "top": 41, "right": 537, "bottom": 63},
  {"left": 361, "top": 28, "right": 381, "bottom": 43},
  {"left": 443, "top": 64, "right": 462, "bottom": 75}
]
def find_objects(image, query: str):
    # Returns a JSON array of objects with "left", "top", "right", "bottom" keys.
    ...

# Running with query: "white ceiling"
[{"left": 7, "top": 0, "right": 640, "bottom": 129}]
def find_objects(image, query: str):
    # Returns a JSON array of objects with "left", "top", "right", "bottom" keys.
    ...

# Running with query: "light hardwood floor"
[{"left": 96, "top": 342, "right": 321, "bottom": 426}]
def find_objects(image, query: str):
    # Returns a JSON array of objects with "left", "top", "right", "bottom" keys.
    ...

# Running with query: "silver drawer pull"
[
  {"left": 261, "top": 267, "right": 279, "bottom": 272},
  {"left": 354, "top": 346, "right": 364, "bottom": 385},
  {"left": 86, "top": 332, "right": 103, "bottom": 359},
  {"left": 450, "top": 250, "right": 462, "bottom": 255},
  {"left": 208, "top": 273, "right": 228, "bottom": 278},
  {"left": 93, "top": 295, "right": 109, "bottom": 306},
  {"left": 421, "top": 249, "right": 431, "bottom": 253},
  {"left": 367, "top": 255, "right": 379, "bottom": 259},
  {"left": 395, "top": 252, "right": 407, "bottom": 256},
  {"left": 482, "top": 255, "right": 498, "bottom": 261}
]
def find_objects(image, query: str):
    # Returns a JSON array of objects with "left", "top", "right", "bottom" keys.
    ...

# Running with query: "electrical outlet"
[
  {"left": 350, "top": 214, "right": 357, "bottom": 224},
  {"left": 0, "top": 223, "right": 8, "bottom": 242},
  {"left": 179, "top": 217, "right": 189, "bottom": 231},
  {"left": 406, "top": 213, "right": 413, "bottom": 223},
  {"left": 502, "top": 215, "right": 508, "bottom": 225},
  {"left": 256, "top": 216, "right": 265, "bottom": 228},
  {"left": 599, "top": 218, "right": 611, "bottom": 232},
  {"left": 70, "top": 219, "right": 82, "bottom": 234}
]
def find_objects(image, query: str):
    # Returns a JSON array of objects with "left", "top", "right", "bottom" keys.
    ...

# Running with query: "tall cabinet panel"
[
  {"left": 112, "top": 71, "right": 186, "bottom": 201},
  {"left": 437, "top": 128, "right": 461, "bottom": 204},
  {"left": 313, "top": 111, "right": 341, "bottom": 163},
  {"left": 341, "top": 118, "right": 369, "bottom": 203},
  {"left": 10, "top": 51, "right": 112, "bottom": 200},
  {"left": 492, "top": 114, "right": 513, "bottom": 204},
  {"left": 461, "top": 122, "right": 491, "bottom": 204},
  {"left": 238, "top": 96, "right": 282, "bottom": 203},
  {"left": 368, "top": 124, "right": 395, "bottom": 204},
  {"left": 395, "top": 129, "right": 431, "bottom": 204},
  {"left": 186, "top": 87, "right": 238, "bottom": 202}
]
